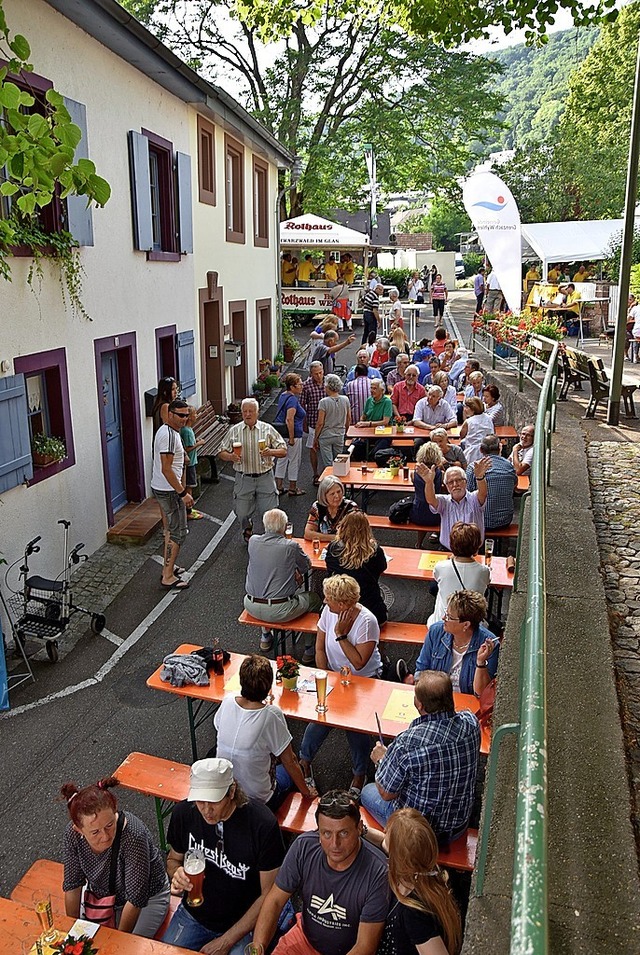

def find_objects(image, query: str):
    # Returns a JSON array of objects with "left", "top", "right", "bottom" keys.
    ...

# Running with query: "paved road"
[{"left": 2, "top": 305, "right": 467, "bottom": 899}]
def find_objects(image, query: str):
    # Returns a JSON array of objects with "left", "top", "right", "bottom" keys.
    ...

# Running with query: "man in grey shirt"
[
  {"left": 252, "top": 790, "right": 388, "bottom": 955},
  {"left": 244, "top": 508, "right": 321, "bottom": 658}
]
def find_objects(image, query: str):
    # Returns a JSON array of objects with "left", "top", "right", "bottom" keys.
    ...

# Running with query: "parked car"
[{"left": 455, "top": 253, "right": 465, "bottom": 279}]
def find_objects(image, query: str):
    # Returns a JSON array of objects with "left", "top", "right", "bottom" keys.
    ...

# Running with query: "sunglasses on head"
[{"left": 318, "top": 793, "right": 355, "bottom": 811}]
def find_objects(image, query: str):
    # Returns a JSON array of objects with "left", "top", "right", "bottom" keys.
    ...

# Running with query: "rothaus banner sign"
[
  {"left": 281, "top": 287, "right": 362, "bottom": 313},
  {"left": 463, "top": 172, "right": 522, "bottom": 315}
]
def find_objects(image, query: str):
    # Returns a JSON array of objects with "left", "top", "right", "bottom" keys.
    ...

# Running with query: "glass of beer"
[
  {"left": 33, "top": 892, "right": 56, "bottom": 944},
  {"left": 315, "top": 669, "right": 328, "bottom": 713},
  {"left": 339, "top": 665, "right": 351, "bottom": 686},
  {"left": 244, "top": 945, "right": 264, "bottom": 955},
  {"left": 484, "top": 538, "right": 495, "bottom": 567},
  {"left": 312, "top": 538, "right": 321, "bottom": 555},
  {"left": 184, "top": 847, "right": 206, "bottom": 907},
  {"left": 285, "top": 522, "right": 294, "bottom": 539},
  {"left": 232, "top": 441, "right": 242, "bottom": 458},
  {"left": 402, "top": 465, "right": 410, "bottom": 481},
  {"left": 258, "top": 438, "right": 267, "bottom": 453}
]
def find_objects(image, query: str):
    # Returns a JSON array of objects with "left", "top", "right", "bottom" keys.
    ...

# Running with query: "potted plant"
[
  {"left": 259, "top": 358, "right": 271, "bottom": 373},
  {"left": 277, "top": 655, "right": 300, "bottom": 690},
  {"left": 387, "top": 455, "right": 404, "bottom": 477},
  {"left": 274, "top": 353, "right": 285, "bottom": 370},
  {"left": 252, "top": 379, "right": 266, "bottom": 398},
  {"left": 52, "top": 934, "right": 98, "bottom": 955},
  {"left": 226, "top": 402, "right": 242, "bottom": 424},
  {"left": 282, "top": 317, "right": 297, "bottom": 362},
  {"left": 263, "top": 374, "right": 280, "bottom": 393},
  {"left": 31, "top": 432, "right": 66, "bottom": 467}
]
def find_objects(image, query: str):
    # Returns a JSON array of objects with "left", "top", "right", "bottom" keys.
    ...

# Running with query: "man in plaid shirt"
[
  {"left": 361, "top": 671, "right": 479, "bottom": 844},
  {"left": 301, "top": 361, "right": 325, "bottom": 485}
]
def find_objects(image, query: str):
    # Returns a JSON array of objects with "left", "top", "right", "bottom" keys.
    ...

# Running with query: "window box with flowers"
[{"left": 31, "top": 432, "right": 66, "bottom": 467}]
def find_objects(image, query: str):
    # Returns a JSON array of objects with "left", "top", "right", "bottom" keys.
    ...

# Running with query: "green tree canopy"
[{"left": 123, "top": 0, "right": 503, "bottom": 216}]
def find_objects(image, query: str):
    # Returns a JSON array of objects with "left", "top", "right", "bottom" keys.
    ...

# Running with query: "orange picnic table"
[
  {"left": 319, "top": 464, "right": 529, "bottom": 507},
  {"left": 346, "top": 424, "right": 517, "bottom": 443},
  {"left": 147, "top": 645, "right": 485, "bottom": 762},
  {"left": 294, "top": 538, "right": 513, "bottom": 589},
  {"left": 0, "top": 896, "right": 192, "bottom": 954}
]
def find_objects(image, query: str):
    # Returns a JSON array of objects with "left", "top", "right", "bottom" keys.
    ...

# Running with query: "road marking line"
[
  {"left": 2, "top": 511, "right": 236, "bottom": 719},
  {"left": 219, "top": 473, "right": 235, "bottom": 482},
  {"left": 100, "top": 628, "right": 123, "bottom": 647}
]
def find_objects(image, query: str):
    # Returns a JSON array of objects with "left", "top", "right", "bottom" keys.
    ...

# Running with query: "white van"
[{"left": 455, "top": 253, "right": 465, "bottom": 279}]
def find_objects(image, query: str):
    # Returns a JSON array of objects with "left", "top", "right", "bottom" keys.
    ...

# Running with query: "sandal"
[
  {"left": 347, "top": 786, "right": 362, "bottom": 802},
  {"left": 312, "top": 476, "right": 321, "bottom": 487},
  {"left": 161, "top": 578, "right": 190, "bottom": 590},
  {"left": 243, "top": 526, "right": 254, "bottom": 543},
  {"left": 288, "top": 488, "right": 306, "bottom": 496}
]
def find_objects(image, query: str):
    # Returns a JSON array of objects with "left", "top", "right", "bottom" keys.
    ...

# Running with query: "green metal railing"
[
  {"left": 475, "top": 341, "right": 558, "bottom": 955},
  {"left": 471, "top": 327, "right": 559, "bottom": 393}
]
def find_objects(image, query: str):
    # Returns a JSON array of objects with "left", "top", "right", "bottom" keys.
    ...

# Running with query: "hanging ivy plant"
[{"left": 6, "top": 215, "right": 90, "bottom": 320}]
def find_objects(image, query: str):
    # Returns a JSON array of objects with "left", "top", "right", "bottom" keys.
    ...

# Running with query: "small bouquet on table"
[
  {"left": 277, "top": 655, "right": 300, "bottom": 690},
  {"left": 51, "top": 936, "right": 98, "bottom": 955}
]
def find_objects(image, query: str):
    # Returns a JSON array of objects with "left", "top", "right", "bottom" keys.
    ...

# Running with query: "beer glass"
[
  {"left": 184, "top": 847, "right": 206, "bottom": 907},
  {"left": 244, "top": 945, "right": 264, "bottom": 955},
  {"left": 339, "top": 665, "right": 351, "bottom": 686},
  {"left": 312, "top": 538, "right": 321, "bottom": 555},
  {"left": 484, "top": 538, "right": 494, "bottom": 567},
  {"left": 402, "top": 466, "right": 410, "bottom": 481},
  {"left": 258, "top": 438, "right": 267, "bottom": 453},
  {"left": 22, "top": 939, "right": 44, "bottom": 955},
  {"left": 33, "top": 892, "right": 56, "bottom": 944},
  {"left": 285, "top": 522, "right": 293, "bottom": 539},
  {"left": 232, "top": 441, "right": 242, "bottom": 459},
  {"left": 315, "top": 669, "right": 328, "bottom": 713}
]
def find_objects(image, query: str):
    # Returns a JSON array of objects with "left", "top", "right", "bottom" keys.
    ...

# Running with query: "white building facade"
[{"left": 0, "top": 0, "right": 291, "bottom": 577}]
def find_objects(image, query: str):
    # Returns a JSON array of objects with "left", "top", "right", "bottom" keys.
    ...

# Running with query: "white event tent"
[
  {"left": 280, "top": 213, "right": 370, "bottom": 247},
  {"left": 520, "top": 219, "right": 629, "bottom": 276}
]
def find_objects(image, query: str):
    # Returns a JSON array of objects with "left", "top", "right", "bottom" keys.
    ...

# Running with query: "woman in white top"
[
  {"left": 482, "top": 384, "right": 506, "bottom": 426},
  {"left": 407, "top": 271, "right": 424, "bottom": 303},
  {"left": 299, "top": 574, "right": 382, "bottom": 799},
  {"left": 459, "top": 396, "right": 495, "bottom": 466},
  {"left": 427, "top": 521, "right": 490, "bottom": 626},
  {"left": 215, "top": 654, "right": 316, "bottom": 810}
]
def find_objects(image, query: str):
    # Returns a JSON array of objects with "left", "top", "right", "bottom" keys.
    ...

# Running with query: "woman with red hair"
[{"left": 60, "top": 776, "right": 169, "bottom": 936}]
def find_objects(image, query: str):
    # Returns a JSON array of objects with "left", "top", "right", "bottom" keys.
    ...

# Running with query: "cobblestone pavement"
[{"left": 587, "top": 442, "right": 640, "bottom": 845}]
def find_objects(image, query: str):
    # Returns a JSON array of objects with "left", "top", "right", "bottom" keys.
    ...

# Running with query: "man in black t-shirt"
[
  {"left": 253, "top": 790, "right": 389, "bottom": 955},
  {"left": 162, "top": 757, "right": 286, "bottom": 953}
]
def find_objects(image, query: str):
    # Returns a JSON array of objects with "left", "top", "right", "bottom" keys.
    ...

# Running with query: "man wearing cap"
[
  {"left": 163, "top": 758, "right": 287, "bottom": 953},
  {"left": 252, "top": 789, "right": 389, "bottom": 955}
]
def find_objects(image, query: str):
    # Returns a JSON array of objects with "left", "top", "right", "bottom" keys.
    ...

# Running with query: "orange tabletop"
[
  {"left": 0, "top": 896, "right": 192, "bottom": 954},
  {"left": 295, "top": 538, "right": 512, "bottom": 589},
  {"left": 147, "top": 645, "right": 485, "bottom": 760},
  {"left": 346, "top": 425, "right": 517, "bottom": 441},
  {"left": 320, "top": 465, "right": 528, "bottom": 494}
]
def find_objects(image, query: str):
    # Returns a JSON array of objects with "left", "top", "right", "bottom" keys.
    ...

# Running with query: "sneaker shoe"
[
  {"left": 301, "top": 647, "right": 316, "bottom": 666},
  {"left": 260, "top": 629, "right": 274, "bottom": 652},
  {"left": 396, "top": 658, "right": 409, "bottom": 682}
]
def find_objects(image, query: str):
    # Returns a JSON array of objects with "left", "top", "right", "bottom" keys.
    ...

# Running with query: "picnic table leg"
[
  {"left": 155, "top": 797, "right": 168, "bottom": 851},
  {"left": 187, "top": 698, "right": 198, "bottom": 762}
]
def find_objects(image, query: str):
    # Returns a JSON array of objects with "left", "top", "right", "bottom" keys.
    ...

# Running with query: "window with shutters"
[
  {"left": 14, "top": 348, "right": 75, "bottom": 484},
  {"left": 197, "top": 116, "right": 215, "bottom": 206},
  {"left": 0, "top": 67, "right": 67, "bottom": 249},
  {"left": 225, "top": 135, "right": 244, "bottom": 244},
  {"left": 253, "top": 157, "right": 268, "bottom": 248},
  {"left": 128, "top": 129, "right": 192, "bottom": 260}
]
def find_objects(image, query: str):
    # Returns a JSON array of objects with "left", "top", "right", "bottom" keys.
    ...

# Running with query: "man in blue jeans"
[
  {"left": 163, "top": 758, "right": 290, "bottom": 952},
  {"left": 360, "top": 671, "right": 480, "bottom": 845}
]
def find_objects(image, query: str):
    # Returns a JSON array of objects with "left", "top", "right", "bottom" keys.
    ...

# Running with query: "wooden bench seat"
[
  {"left": 115, "top": 751, "right": 190, "bottom": 850},
  {"left": 276, "top": 792, "right": 477, "bottom": 872},
  {"left": 563, "top": 348, "right": 637, "bottom": 418},
  {"left": 10, "top": 858, "right": 180, "bottom": 938},
  {"left": 366, "top": 514, "right": 518, "bottom": 539},
  {"left": 238, "top": 609, "right": 426, "bottom": 646},
  {"left": 194, "top": 400, "right": 231, "bottom": 483}
]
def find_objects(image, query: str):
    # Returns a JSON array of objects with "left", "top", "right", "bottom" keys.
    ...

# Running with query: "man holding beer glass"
[
  {"left": 219, "top": 399, "right": 287, "bottom": 543},
  {"left": 162, "top": 758, "right": 287, "bottom": 953}
]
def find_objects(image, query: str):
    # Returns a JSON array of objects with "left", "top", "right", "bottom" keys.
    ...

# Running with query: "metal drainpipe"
[{"left": 275, "top": 158, "right": 304, "bottom": 355}]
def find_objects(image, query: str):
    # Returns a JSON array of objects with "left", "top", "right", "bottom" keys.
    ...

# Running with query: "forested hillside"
[{"left": 484, "top": 27, "right": 599, "bottom": 153}]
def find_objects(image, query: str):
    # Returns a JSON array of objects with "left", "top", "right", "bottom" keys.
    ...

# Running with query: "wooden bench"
[
  {"left": 114, "top": 753, "right": 477, "bottom": 875},
  {"left": 10, "top": 858, "right": 180, "bottom": 938},
  {"left": 194, "top": 400, "right": 231, "bottom": 483},
  {"left": 559, "top": 347, "right": 588, "bottom": 400},
  {"left": 238, "top": 609, "right": 427, "bottom": 646},
  {"left": 366, "top": 514, "right": 518, "bottom": 540},
  {"left": 276, "top": 792, "right": 478, "bottom": 872},
  {"left": 586, "top": 358, "right": 637, "bottom": 419}
]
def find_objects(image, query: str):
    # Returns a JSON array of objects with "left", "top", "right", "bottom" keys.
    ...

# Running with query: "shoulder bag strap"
[
  {"left": 108, "top": 811, "right": 125, "bottom": 894},
  {"left": 451, "top": 558, "right": 465, "bottom": 590}
]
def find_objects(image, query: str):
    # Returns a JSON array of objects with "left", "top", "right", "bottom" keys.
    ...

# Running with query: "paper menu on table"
[
  {"left": 374, "top": 427, "right": 392, "bottom": 434},
  {"left": 70, "top": 919, "right": 100, "bottom": 938},
  {"left": 382, "top": 688, "right": 415, "bottom": 724},
  {"left": 418, "top": 553, "right": 448, "bottom": 572}
]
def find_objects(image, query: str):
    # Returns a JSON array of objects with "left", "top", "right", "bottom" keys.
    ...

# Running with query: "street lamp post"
[{"left": 275, "top": 156, "right": 304, "bottom": 354}]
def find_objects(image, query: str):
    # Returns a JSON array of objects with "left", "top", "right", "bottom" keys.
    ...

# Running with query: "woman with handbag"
[
  {"left": 388, "top": 443, "right": 444, "bottom": 549},
  {"left": 61, "top": 776, "right": 169, "bottom": 937},
  {"left": 325, "top": 510, "right": 388, "bottom": 625},
  {"left": 274, "top": 373, "right": 307, "bottom": 496}
]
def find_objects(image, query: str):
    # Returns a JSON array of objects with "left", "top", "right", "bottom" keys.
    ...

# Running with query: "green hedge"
[{"left": 377, "top": 268, "right": 413, "bottom": 296}]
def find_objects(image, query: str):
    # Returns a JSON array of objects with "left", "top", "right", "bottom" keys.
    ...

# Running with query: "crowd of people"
[{"left": 58, "top": 299, "right": 537, "bottom": 955}]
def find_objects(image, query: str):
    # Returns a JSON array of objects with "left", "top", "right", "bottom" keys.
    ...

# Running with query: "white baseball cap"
[{"left": 187, "top": 758, "right": 234, "bottom": 802}]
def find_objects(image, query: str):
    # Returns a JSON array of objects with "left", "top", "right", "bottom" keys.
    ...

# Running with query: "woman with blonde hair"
[
  {"left": 326, "top": 510, "right": 388, "bottom": 624},
  {"left": 383, "top": 807, "right": 461, "bottom": 955},
  {"left": 299, "top": 574, "right": 382, "bottom": 797},
  {"left": 389, "top": 326, "right": 410, "bottom": 355}
]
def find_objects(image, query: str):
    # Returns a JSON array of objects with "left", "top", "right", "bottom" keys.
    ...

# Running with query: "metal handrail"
[
  {"left": 509, "top": 341, "right": 557, "bottom": 955},
  {"left": 471, "top": 327, "right": 559, "bottom": 392}
]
